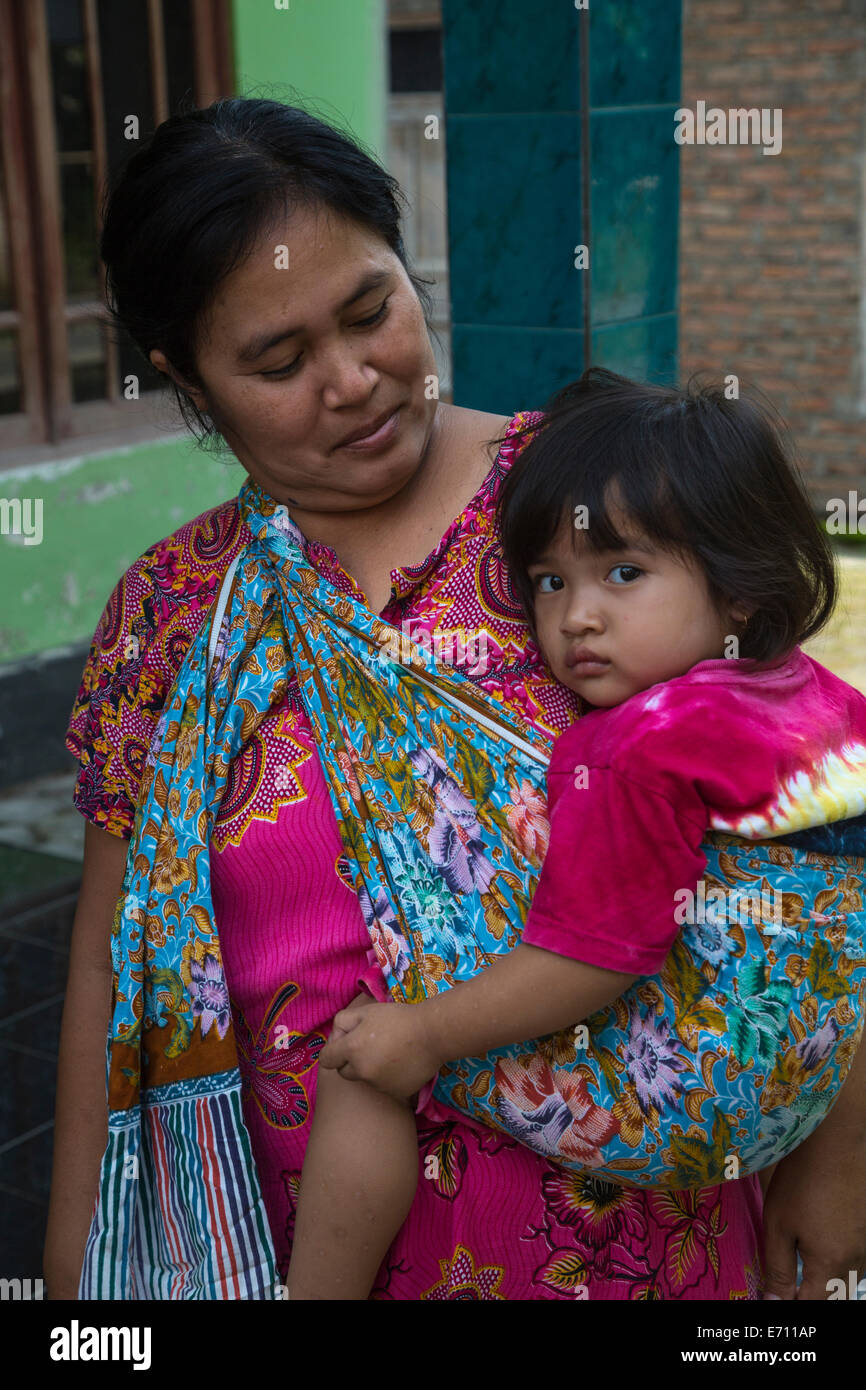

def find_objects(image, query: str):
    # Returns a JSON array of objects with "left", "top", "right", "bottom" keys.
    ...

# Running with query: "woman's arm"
[
  {"left": 42, "top": 821, "right": 129, "bottom": 1299},
  {"left": 761, "top": 1034, "right": 866, "bottom": 1300}
]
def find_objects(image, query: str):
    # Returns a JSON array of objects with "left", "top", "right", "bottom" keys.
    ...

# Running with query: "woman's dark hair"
[
  {"left": 495, "top": 367, "right": 837, "bottom": 666},
  {"left": 99, "top": 97, "right": 437, "bottom": 444}
]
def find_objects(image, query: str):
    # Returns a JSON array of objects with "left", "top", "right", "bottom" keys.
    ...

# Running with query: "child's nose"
[{"left": 561, "top": 596, "right": 604, "bottom": 635}]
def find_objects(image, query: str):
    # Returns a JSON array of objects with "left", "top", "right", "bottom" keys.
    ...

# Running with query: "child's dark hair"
[{"left": 495, "top": 367, "right": 837, "bottom": 666}]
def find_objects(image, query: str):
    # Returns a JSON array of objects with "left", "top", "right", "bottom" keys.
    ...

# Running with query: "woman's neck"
[
  {"left": 290, "top": 402, "right": 452, "bottom": 558},
  {"left": 280, "top": 403, "right": 504, "bottom": 614}
]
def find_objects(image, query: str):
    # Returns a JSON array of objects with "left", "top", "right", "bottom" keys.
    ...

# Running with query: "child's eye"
[
  {"left": 532, "top": 574, "right": 564, "bottom": 594},
  {"left": 608, "top": 564, "right": 642, "bottom": 584}
]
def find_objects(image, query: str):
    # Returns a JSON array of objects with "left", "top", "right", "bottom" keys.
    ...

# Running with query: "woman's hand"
[
  {"left": 762, "top": 1042, "right": 866, "bottom": 1300},
  {"left": 318, "top": 994, "right": 444, "bottom": 1101},
  {"left": 762, "top": 1132, "right": 866, "bottom": 1299}
]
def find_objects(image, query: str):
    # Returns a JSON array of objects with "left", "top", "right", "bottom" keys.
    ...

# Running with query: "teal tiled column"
[
  {"left": 589, "top": 3, "right": 681, "bottom": 383},
  {"left": 442, "top": 1, "right": 681, "bottom": 412}
]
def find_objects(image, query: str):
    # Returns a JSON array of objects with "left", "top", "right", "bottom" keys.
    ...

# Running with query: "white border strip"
[
  {"left": 406, "top": 666, "right": 551, "bottom": 766},
  {"left": 207, "top": 552, "right": 242, "bottom": 675},
  {"left": 205, "top": 557, "right": 549, "bottom": 767}
]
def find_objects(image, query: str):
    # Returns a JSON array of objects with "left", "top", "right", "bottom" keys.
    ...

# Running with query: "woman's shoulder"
[
  {"left": 77, "top": 494, "right": 251, "bottom": 694},
  {"left": 65, "top": 494, "right": 251, "bottom": 837},
  {"left": 106, "top": 493, "right": 250, "bottom": 645},
  {"left": 438, "top": 403, "right": 546, "bottom": 513},
  {"left": 444, "top": 403, "right": 546, "bottom": 456}
]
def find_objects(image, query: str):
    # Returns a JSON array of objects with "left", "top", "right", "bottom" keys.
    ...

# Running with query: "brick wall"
[{"left": 679, "top": 0, "right": 866, "bottom": 505}]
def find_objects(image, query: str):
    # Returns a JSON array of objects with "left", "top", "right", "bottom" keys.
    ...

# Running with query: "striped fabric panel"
[
  {"left": 79, "top": 1107, "right": 139, "bottom": 1299},
  {"left": 81, "top": 1074, "right": 278, "bottom": 1299}
]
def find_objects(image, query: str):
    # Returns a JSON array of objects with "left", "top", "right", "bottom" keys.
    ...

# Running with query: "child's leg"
[{"left": 287, "top": 1062, "right": 420, "bottom": 1299}]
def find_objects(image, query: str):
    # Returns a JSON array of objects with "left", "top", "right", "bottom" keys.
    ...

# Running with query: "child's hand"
[{"left": 319, "top": 994, "right": 443, "bottom": 1101}]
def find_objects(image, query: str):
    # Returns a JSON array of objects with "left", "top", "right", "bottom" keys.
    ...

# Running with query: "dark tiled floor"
[{"left": 0, "top": 863, "right": 80, "bottom": 1280}]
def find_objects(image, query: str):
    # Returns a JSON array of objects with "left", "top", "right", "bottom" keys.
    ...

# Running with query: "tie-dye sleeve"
[{"left": 521, "top": 648, "right": 866, "bottom": 976}]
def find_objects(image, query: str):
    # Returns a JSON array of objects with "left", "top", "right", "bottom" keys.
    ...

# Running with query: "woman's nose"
[{"left": 320, "top": 348, "right": 380, "bottom": 409}]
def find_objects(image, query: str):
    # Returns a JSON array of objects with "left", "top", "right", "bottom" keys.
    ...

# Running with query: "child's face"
[{"left": 527, "top": 509, "right": 749, "bottom": 708}]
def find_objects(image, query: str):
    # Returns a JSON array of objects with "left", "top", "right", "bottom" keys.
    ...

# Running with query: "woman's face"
[{"left": 151, "top": 202, "right": 439, "bottom": 511}]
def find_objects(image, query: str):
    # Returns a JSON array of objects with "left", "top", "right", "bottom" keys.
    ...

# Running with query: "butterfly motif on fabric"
[
  {"left": 233, "top": 981, "right": 326, "bottom": 1129},
  {"left": 406, "top": 747, "right": 496, "bottom": 895}
]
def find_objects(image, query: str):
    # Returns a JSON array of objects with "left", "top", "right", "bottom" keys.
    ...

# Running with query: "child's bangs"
[{"left": 515, "top": 417, "right": 695, "bottom": 568}]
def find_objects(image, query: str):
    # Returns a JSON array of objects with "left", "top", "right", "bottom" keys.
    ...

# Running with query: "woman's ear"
[{"left": 149, "top": 348, "right": 208, "bottom": 412}]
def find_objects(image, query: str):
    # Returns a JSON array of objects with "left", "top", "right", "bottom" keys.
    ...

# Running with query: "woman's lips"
[{"left": 338, "top": 408, "right": 401, "bottom": 452}]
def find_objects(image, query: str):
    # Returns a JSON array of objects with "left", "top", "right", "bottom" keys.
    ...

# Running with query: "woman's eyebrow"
[{"left": 236, "top": 269, "right": 392, "bottom": 363}]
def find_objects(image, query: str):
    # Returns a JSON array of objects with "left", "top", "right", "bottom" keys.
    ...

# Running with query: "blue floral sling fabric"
[{"left": 80, "top": 478, "right": 866, "bottom": 1298}]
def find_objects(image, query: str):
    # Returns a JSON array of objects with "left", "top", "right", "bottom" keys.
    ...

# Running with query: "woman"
[{"left": 44, "top": 98, "right": 866, "bottom": 1300}]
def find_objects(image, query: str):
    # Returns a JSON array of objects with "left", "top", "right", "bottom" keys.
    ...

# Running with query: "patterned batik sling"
[{"left": 81, "top": 477, "right": 866, "bottom": 1299}]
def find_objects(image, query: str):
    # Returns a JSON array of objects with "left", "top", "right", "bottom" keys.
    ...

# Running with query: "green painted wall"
[
  {"left": 0, "top": 440, "right": 246, "bottom": 661},
  {"left": 0, "top": 0, "right": 386, "bottom": 666},
  {"left": 232, "top": 0, "right": 386, "bottom": 162}
]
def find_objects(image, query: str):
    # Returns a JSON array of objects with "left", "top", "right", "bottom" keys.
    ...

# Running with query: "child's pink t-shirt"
[{"left": 521, "top": 648, "right": 866, "bottom": 976}]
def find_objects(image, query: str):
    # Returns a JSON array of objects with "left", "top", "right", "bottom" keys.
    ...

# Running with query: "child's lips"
[{"left": 566, "top": 647, "right": 611, "bottom": 671}]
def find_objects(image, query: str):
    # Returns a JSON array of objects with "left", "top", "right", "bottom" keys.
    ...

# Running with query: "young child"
[{"left": 286, "top": 367, "right": 866, "bottom": 1299}]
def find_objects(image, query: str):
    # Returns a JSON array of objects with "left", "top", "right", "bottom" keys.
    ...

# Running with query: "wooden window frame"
[
  {"left": 0, "top": 0, "right": 234, "bottom": 455},
  {"left": 388, "top": 1, "right": 442, "bottom": 29}
]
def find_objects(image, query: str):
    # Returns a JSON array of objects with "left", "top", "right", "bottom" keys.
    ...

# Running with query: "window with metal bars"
[{"left": 0, "top": 0, "right": 233, "bottom": 456}]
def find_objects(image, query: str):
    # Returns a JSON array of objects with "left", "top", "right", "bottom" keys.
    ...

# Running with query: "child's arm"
[
  {"left": 420, "top": 942, "right": 637, "bottom": 1062},
  {"left": 320, "top": 943, "right": 637, "bottom": 1101}
]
